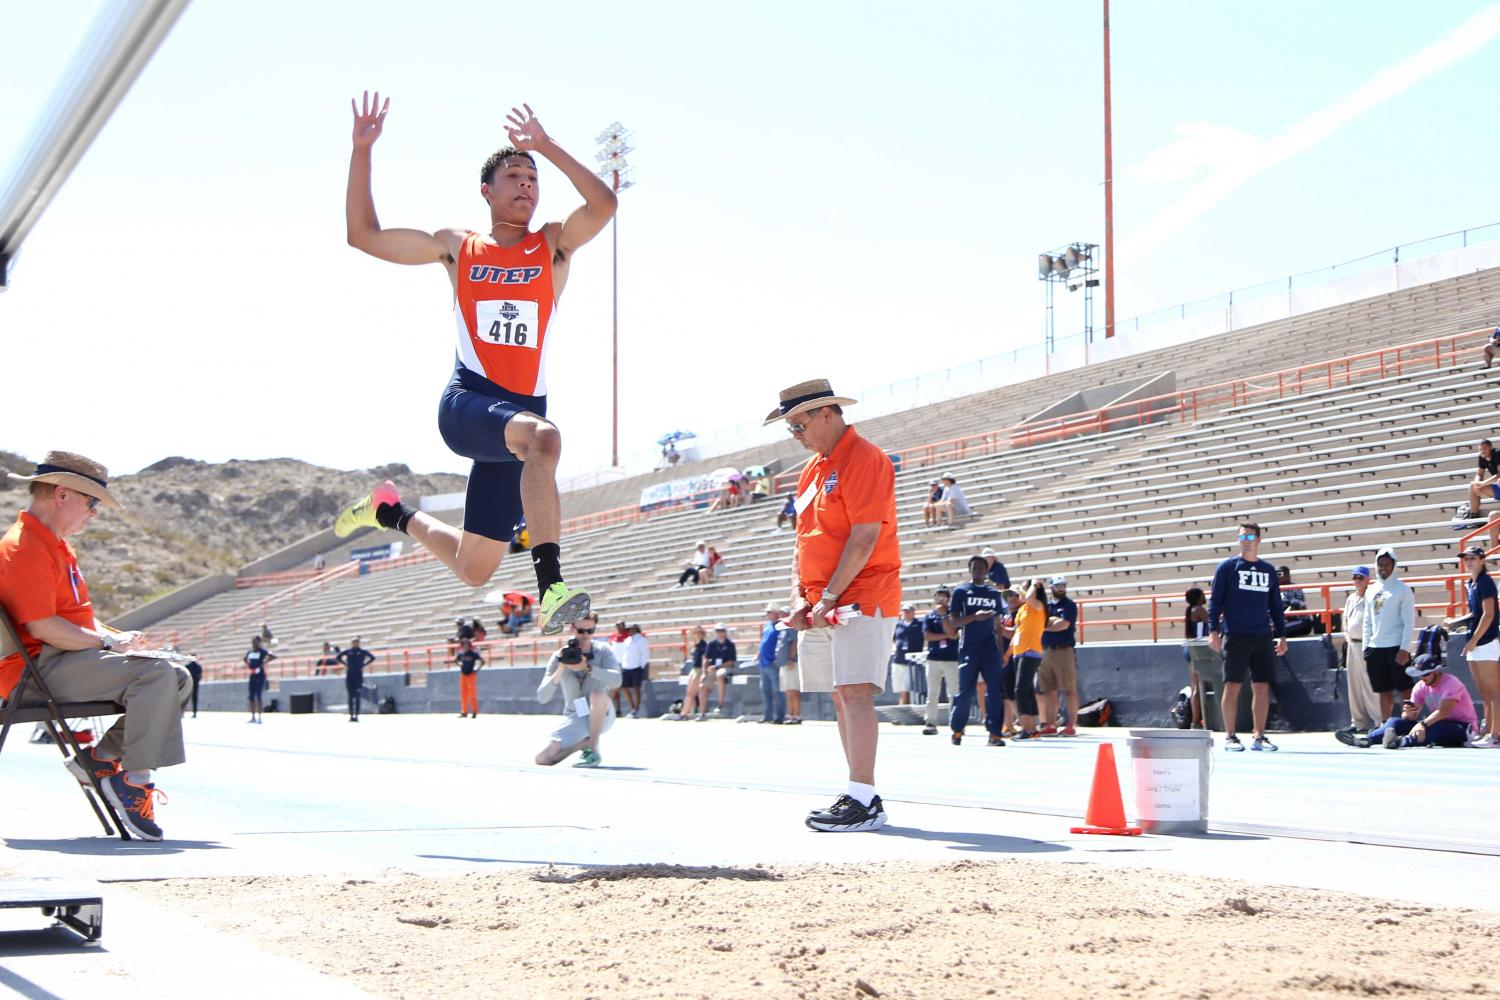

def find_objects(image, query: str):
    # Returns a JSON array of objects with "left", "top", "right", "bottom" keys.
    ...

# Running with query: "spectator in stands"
[
  {"left": 508, "top": 519, "right": 531, "bottom": 555},
  {"left": 534, "top": 620, "right": 621, "bottom": 768},
  {"left": 749, "top": 471, "right": 772, "bottom": 502},
  {"left": 449, "top": 617, "right": 474, "bottom": 653},
  {"left": 889, "top": 602, "right": 925, "bottom": 706},
  {"left": 704, "top": 624, "right": 738, "bottom": 716},
  {"left": 922, "top": 480, "right": 944, "bottom": 527},
  {"left": 337, "top": 637, "right": 375, "bottom": 722},
  {"left": 981, "top": 547, "right": 1010, "bottom": 588},
  {"left": 1334, "top": 567, "right": 1382, "bottom": 744},
  {"left": 701, "top": 544, "right": 725, "bottom": 583},
  {"left": 756, "top": 604, "right": 786, "bottom": 724},
  {"left": 1447, "top": 545, "right": 1500, "bottom": 747},
  {"left": 1484, "top": 326, "right": 1500, "bottom": 369},
  {"left": 505, "top": 595, "right": 533, "bottom": 634},
  {"left": 934, "top": 474, "right": 970, "bottom": 528},
  {"left": 313, "top": 552, "right": 326, "bottom": 573},
  {"left": 663, "top": 442, "right": 680, "bottom": 466},
  {"left": 776, "top": 611, "right": 801, "bottom": 724},
  {"left": 314, "top": 640, "right": 341, "bottom": 677},
  {"left": 1038, "top": 575, "right": 1079, "bottom": 737},
  {"left": 676, "top": 541, "right": 711, "bottom": 588},
  {"left": 776, "top": 493, "right": 797, "bottom": 532},
  {"left": 454, "top": 636, "right": 484, "bottom": 718},
  {"left": 1183, "top": 587, "right": 1209, "bottom": 729},
  {"left": 1277, "top": 566, "right": 1314, "bottom": 637},
  {"left": 1380, "top": 654, "right": 1479, "bottom": 750},
  {"left": 244, "top": 635, "right": 276, "bottom": 724},
  {"left": 708, "top": 478, "right": 744, "bottom": 512},
  {"left": 1363, "top": 546, "right": 1416, "bottom": 723},
  {"left": 471, "top": 619, "right": 488, "bottom": 644},
  {"left": 1454, "top": 439, "right": 1500, "bottom": 527},
  {"left": 921, "top": 588, "right": 959, "bottom": 736},
  {"left": 259, "top": 622, "right": 276, "bottom": 645},
  {"left": 618, "top": 624, "right": 650, "bottom": 718},
  {"left": 0, "top": 451, "right": 193, "bottom": 841},
  {"left": 1003, "top": 579, "right": 1048, "bottom": 739},
  {"left": 946, "top": 556, "right": 1006, "bottom": 746},
  {"left": 1207, "top": 521, "right": 1288, "bottom": 752}
]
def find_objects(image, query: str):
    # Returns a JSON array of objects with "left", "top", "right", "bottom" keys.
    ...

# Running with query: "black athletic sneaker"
[
  {"left": 808, "top": 794, "right": 852, "bottom": 817},
  {"left": 987, "top": 735, "right": 1006, "bottom": 747},
  {"left": 1334, "top": 728, "right": 1364, "bottom": 748},
  {"left": 805, "top": 795, "right": 887, "bottom": 833},
  {"left": 922, "top": 726, "right": 938, "bottom": 735}
]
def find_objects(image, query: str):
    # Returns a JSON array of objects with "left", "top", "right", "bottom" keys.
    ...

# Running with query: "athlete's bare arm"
[
  {"left": 503, "top": 104, "right": 617, "bottom": 297},
  {"left": 345, "top": 91, "right": 463, "bottom": 275}
]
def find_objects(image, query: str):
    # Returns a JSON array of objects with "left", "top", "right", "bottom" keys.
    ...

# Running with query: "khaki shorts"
[
  {"left": 780, "top": 664, "right": 801, "bottom": 692},
  {"left": 797, "top": 614, "right": 896, "bottom": 694},
  {"left": 1037, "top": 646, "right": 1077, "bottom": 693}
]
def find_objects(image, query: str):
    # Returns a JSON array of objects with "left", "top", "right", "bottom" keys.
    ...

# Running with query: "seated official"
[{"left": 0, "top": 452, "right": 191, "bottom": 841}]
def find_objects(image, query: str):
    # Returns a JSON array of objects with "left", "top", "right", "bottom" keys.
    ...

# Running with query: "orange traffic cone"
[{"left": 1069, "top": 743, "right": 1142, "bottom": 836}]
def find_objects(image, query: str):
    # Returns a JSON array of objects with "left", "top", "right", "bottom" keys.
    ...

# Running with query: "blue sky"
[{"left": 3, "top": 1, "right": 1497, "bottom": 479}]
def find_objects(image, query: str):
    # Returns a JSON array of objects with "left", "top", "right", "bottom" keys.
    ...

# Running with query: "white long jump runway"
[{"left": 5, "top": 714, "right": 1499, "bottom": 997}]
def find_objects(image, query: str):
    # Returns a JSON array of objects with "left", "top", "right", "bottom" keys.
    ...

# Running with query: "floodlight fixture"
[{"left": 1038, "top": 254, "right": 1054, "bottom": 279}]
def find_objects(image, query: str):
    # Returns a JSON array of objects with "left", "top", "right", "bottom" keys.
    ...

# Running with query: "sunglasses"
[
  {"left": 786, "top": 408, "right": 825, "bottom": 435},
  {"left": 574, "top": 627, "right": 595, "bottom": 634},
  {"left": 1238, "top": 533, "right": 1257, "bottom": 541}
]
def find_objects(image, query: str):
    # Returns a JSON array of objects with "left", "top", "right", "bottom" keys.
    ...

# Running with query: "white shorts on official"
[
  {"left": 1468, "top": 639, "right": 1500, "bottom": 661},
  {"left": 797, "top": 613, "right": 896, "bottom": 694}
]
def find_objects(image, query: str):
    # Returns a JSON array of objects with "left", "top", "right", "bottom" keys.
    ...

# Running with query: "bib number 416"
[{"left": 474, "top": 299, "right": 540, "bottom": 351}]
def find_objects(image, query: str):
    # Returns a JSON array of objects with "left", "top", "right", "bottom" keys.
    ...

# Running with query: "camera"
[{"left": 559, "top": 639, "right": 584, "bottom": 666}]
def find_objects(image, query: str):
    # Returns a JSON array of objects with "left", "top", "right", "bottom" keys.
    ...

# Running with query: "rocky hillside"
[{"left": 0, "top": 451, "right": 465, "bottom": 619}]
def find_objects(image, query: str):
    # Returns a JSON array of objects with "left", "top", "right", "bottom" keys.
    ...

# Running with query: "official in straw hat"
[
  {"left": 0, "top": 452, "right": 191, "bottom": 840},
  {"left": 770, "top": 378, "right": 901, "bottom": 833}
]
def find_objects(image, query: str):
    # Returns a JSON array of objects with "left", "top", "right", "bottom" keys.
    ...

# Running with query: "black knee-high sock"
[
  {"left": 532, "top": 542, "right": 563, "bottom": 592},
  {"left": 375, "top": 501, "right": 416, "bottom": 533}
]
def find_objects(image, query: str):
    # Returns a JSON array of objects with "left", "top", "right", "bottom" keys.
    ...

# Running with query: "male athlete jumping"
[{"left": 335, "top": 92, "right": 615, "bottom": 634}]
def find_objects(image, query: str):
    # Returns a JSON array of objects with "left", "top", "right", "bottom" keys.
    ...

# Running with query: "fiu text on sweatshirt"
[{"left": 1207, "top": 556, "right": 1287, "bottom": 638}]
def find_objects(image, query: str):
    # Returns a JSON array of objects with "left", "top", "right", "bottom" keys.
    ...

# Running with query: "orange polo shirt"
[
  {"left": 0, "top": 511, "right": 96, "bottom": 699},
  {"left": 794, "top": 425, "right": 902, "bottom": 616},
  {"left": 1009, "top": 600, "right": 1046, "bottom": 657}
]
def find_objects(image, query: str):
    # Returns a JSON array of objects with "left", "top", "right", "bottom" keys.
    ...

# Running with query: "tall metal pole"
[
  {"left": 1103, "top": 0, "right": 1116, "bottom": 338},
  {"left": 611, "top": 212, "right": 619, "bottom": 467}
]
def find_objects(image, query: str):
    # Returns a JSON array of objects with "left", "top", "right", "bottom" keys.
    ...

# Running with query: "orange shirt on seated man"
[{"left": 0, "top": 451, "right": 191, "bottom": 841}]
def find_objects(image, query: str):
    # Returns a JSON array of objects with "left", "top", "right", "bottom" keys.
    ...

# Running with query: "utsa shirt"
[
  {"left": 949, "top": 582, "right": 1002, "bottom": 656},
  {"left": 453, "top": 231, "right": 556, "bottom": 396}
]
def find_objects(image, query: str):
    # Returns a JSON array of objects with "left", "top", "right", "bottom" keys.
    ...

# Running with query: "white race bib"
[
  {"left": 475, "top": 299, "right": 540, "bottom": 350},
  {"left": 573, "top": 697, "right": 590, "bottom": 718}
]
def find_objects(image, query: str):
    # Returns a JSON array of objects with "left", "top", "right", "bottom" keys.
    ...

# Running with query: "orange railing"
[
  {"left": 1074, "top": 574, "right": 1469, "bottom": 643},
  {"left": 152, "top": 561, "right": 360, "bottom": 651}
]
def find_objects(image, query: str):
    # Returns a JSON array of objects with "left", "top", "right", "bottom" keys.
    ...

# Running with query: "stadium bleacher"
[{"left": 137, "top": 266, "right": 1500, "bottom": 679}]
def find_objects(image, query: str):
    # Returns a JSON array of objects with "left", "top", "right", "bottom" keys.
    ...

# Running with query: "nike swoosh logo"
[{"left": 524, "top": 244, "right": 541, "bottom": 255}]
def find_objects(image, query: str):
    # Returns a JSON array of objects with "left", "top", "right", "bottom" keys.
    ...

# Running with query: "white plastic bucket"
[{"left": 1126, "top": 728, "right": 1212, "bottom": 834}]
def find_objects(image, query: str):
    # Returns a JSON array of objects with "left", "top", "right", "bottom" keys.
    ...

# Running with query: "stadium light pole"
[
  {"left": 1103, "top": 0, "right": 1116, "bottom": 338},
  {"left": 595, "top": 123, "right": 634, "bottom": 468}
]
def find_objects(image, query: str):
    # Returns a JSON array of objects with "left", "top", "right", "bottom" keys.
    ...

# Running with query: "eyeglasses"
[
  {"left": 786, "top": 408, "right": 824, "bottom": 435},
  {"left": 84, "top": 496, "right": 100, "bottom": 511}
]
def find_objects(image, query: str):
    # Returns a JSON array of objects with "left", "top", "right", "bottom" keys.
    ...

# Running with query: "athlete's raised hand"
[
  {"left": 351, "top": 90, "right": 390, "bottom": 149},
  {"left": 504, "top": 104, "right": 552, "bottom": 151}
]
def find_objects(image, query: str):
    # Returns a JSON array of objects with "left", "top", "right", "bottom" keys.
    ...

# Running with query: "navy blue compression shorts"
[{"left": 438, "top": 369, "right": 547, "bottom": 543}]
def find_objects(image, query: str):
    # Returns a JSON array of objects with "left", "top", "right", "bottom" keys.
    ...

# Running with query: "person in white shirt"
[
  {"left": 936, "top": 474, "right": 970, "bottom": 527},
  {"left": 618, "top": 624, "right": 651, "bottom": 718},
  {"left": 1335, "top": 565, "right": 1382, "bottom": 743}
]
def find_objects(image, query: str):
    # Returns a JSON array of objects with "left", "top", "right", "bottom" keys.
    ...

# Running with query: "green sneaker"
[
  {"left": 573, "top": 747, "right": 601, "bottom": 768},
  {"left": 538, "top": 581, "right": 591, "bottom": 636},
  {"left": 334, "top": 480, "right": 400, "bottom": 539}
]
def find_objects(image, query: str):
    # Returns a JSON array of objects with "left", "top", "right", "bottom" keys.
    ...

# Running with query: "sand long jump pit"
[{"left": 132, "top": 857, "right": 1500, "bottom": 999}]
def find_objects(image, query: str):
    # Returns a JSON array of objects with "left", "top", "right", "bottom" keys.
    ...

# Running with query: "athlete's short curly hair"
[{"left": 481, "top": 147, "right": 537, "bottom": 185}]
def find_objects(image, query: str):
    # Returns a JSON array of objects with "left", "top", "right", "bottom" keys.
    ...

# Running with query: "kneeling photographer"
[{"left": 535, "top": 613, "right": 621, "bottom": 768}]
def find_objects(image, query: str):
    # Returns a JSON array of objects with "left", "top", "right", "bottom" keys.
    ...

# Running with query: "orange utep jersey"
[{"left": 453, "top": 231, "right": 556, "bottom": 396}]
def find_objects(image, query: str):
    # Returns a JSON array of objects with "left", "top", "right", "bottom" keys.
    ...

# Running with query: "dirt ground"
[{"left": 131, "top": 859, "right": 1500, "bottom": 1000}]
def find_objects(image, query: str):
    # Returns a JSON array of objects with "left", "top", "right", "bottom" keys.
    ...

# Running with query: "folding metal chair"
[{"left": 0, "top": 608, "right": 129, "bottom": 840}]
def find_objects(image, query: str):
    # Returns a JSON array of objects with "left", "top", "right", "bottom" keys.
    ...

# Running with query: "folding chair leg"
[{"left": 44, "top": 721, "right": 123, "bottom": 839}]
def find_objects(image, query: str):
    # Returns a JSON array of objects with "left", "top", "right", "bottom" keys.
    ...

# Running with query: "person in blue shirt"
[
  {"left": 922, "top": 588, "right": 959, "bottom": 735},
  {"left": 337, "top": 637, "right": 377, "bottom": 722},
  {"left": 243, "top": 636, "right": 276, "bottom": 724},
  {"left": 981, "top": 547, "right": 1010, "bottom": 589},
  {"left": 1207, "top": 521, "right": 1288, "bottom": 752},
  {"left": 889, "top": 603, "right": 926, "bottom": 705},
  {"left": 1038, "top": 576, "right": 1079, "bottom": 736},
  {"left": 944, "top": 556, "right": 1006, "bottom": 746},
  {"left": 756, "top": 605, "right": 786, "bottom": 724}
]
